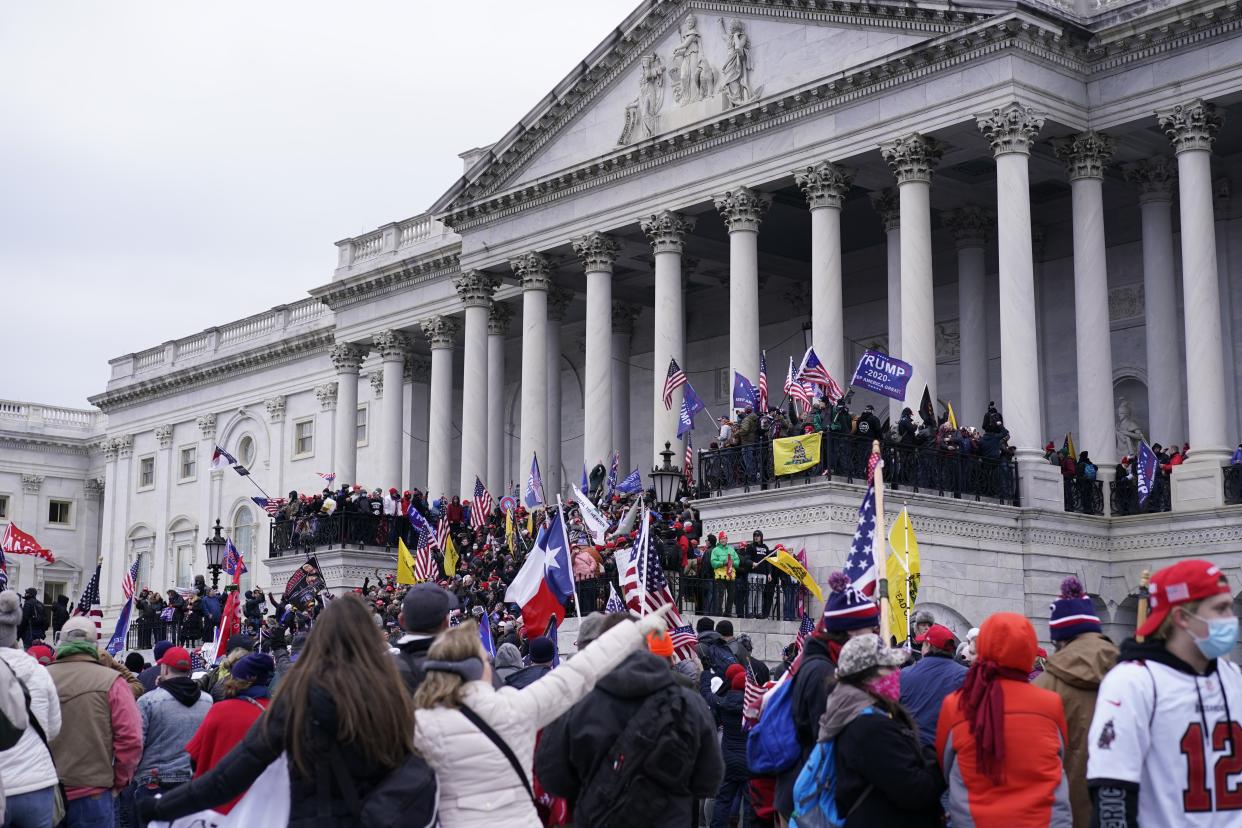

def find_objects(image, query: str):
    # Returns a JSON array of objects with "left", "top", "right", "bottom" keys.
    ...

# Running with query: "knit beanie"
[
  {"left": 0, "top": 592, "right": 21, "bottom": 648},
  {"left": 1048, "top": 577, "right": 1101, "bottom": 642},
  {"left": 818, "top": 572, "right": 880, "bottom": 633}
]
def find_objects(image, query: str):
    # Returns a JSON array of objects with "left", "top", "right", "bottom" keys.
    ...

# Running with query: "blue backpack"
[
  {"left": 790, "top": 708, "right": 876, "bottom": 828},
  {"left": 1083, "top": 462, "right": 1098, "bottom": 480},
  {"left": 746, "top": 675, "right": 800, "bottom": 774}
]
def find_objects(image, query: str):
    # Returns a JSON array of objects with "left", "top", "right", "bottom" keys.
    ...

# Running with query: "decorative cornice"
[
  {"left": 869, "top": 188, "right": 900, "bottom": 232},
  {"left": 1156, "top": 98, "right": 1223, "bottom": 154},
  {"left": 154, "top": 425, "right": 174, "bottom": 449},
  {"left": 21, "top": 474, "right": 44, "bottom": 494},
  {"left": 1123, "top": 157, "right": 1178, "bottom": 204},
  {"left": 713, "top": 187, "right": 771, "bottom": 233},
  {"left": 547, "top": 286, "right": 576, "bottom": 322},
  {"left": 196, "top": 414, "right": 217, "bottom": 440},
  {"left": 316, "top": 382, "right": 339, "bottom": 411},
  {"left": 488, "top": 302, "right": 513, "bottom": 336},
  {"left": 369, "top": 371, "right": 384, "bottom": 400},
  {"left": 611, "top": 302, "right": 641, "bottom": 336},
  {"left": 640, "top": 210, "right": 696, "bottom": 255},
  {"left": 976, "top": 101, "right": 1046, "bottom": 157},
  {"left": 944, "top": 206, "right": 993, "bottom": 248},
  {"left": 405, "top": 355, "right": 432, "bottom": 383},
  {"left": 1052, "top": 130, "right": 1114, "bottom": 182},
  {"left": 264, "top": 395, "right": 286, "bottom": 423},
  {"left": 0, "top": 433, "right": 95, "bottom": 457},
  {"left": 572, "top": 232, "right": 620, "bottom": 274},
  {"left": 452, "top": 270, "right": 500, "bottom": 309},
  {"left": 101, "top": 437, "right": 119, "bottom": 462},
  {"left": 794, "top": 161, "right": 853, "bottom": 210},
  {"left": 89, "top": 328, "right": 336, "bottom": 414},
  {"left": 880, "top": 133, "right": 942, "bottom": 184},
  {"left": 422, "top": 316, "right": 460, "bottom": 350},
  {"left": 329, "top": 341, "right": 368, "bottom": 373},
  {"left": 509, "top": 252, "right": 553, "bottom": 292},
  {"left": 310, "top": 250, "right": 461, "bottom": 312},
  {"left": 115, "top": 434, "right": 133, "bottom": 459}
]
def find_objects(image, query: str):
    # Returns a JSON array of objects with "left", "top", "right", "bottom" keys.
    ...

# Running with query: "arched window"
[
  {"left": 237, "top": 434, "right": 256, "bottom": 468},
  {"left": 167, "top": 518, "right": 197, "bottom": 589},
  {"left": 231, "top": 504, "right": 257, "bottom": 594},
  {"left": 126, "top": 526, "right": 156, "bottom": 594}
]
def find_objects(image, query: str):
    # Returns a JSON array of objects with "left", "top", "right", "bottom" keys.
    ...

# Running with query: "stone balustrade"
[
  {"left": 334, "top": 212, "right": 452, "bottom": 273},
  {"left": 0, "top": 399, "right": 103, "bottom": 431}
]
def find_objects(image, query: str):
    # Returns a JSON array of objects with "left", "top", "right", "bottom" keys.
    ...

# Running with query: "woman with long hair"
[
  {"left": 138, "top": 594, "right": 435, "bottom": 827},
  {"left": 413, "top": 607, "right": 670, "bottom": 827}
]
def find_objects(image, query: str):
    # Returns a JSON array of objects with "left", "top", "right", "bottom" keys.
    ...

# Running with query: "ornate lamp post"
[
  {"left": 649, "top": 441, "right": 682, "bottom": 513},
  {"left": 203, "top": 519, "right": 227, "bottom": 591}
]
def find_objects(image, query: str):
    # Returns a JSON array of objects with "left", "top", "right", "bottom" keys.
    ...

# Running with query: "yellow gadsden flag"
[
  {"left": 443, "top": 533, "right": 459, "bottom": 577},
  {"left": 772, "top": 432, "right": 823, "bottom": 476},
  {"left": 885, "top": 507, "right": 922, "bottom": 643},
  {"left": 396, "top": 537, "right": 418, "bottom": 585},
  {"left": 766, "top": 547, "right": 824, "bottom": 601}
]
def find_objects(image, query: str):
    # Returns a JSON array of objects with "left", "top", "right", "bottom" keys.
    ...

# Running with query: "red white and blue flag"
[
  {"left": 106, "top": 554, "right": 143, "bottom": 656},
  {"left": 73, "top": 561, "right": 104, "bottom": 636},
  {"left": 844, "top": 486, "right": 878, "bottom": 596},
  {"left": 251, "top": 497, "right": 287, "bottom": 517},
  {"left": 784, "top": 356, "right": 813, "bottom": 413},
  {"left": 662, "top": 357, "right": 688, "bottom": 410},
  {"left": 758, "top": 350, "right": 769, "bottom": 411},
  {"left": 223, "top": 539, "right": 247, "bottom": 577},
  {"left": 621, "top": 507, "right": 696, "bottom": 661},
  {"left": 683, "top": 433, "right": 694, "bottom": 487},
  {"left": 471, "top": 477, "right": 494, "bottom": 531},
  {"left": 504, "top": 504, "right": 575, "bottom": 632},
  {"left": 1, "top": 523, "right": 54, "bottom": 563},
  {"left": 316, "top": 471, "right": 337, "bottom": 486},
  {"left": 796, "top": 347, "right": 845, "bottom": 404}
]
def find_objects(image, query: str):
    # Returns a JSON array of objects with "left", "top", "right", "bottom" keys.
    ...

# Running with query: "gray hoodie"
[
  {"left": 493, "top": 643, "right": 524, "bottom": 683},
  {"left": 135, "top": 677, "right": 212, "bottom": 784}
]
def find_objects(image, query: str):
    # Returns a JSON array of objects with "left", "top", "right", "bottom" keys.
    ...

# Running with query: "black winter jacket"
[
  {"left": 776, "top": 636, "right": 838, "bottom": 818},
  {"left": 504, "top": 663, "right": 551, "bottom": 689},
  {"left": 715, "top": 688, "right": 749, "bottom": 781},
  {"left": 535, "top": 651, "right": 723, "bottom": 826},
  {"left": 835, "top": 709, "right": 944, "bottom": 827},
  {"left": 393, "top": 635, "right": 434, "bottom": 694}
]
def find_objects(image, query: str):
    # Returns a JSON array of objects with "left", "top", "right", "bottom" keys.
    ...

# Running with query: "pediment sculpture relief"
[
  {"left": 669, "top": 15, "right": 716, "bottom": 106},
  {"left": 619, "top": 54, "right": 666, "bottom": 145}
]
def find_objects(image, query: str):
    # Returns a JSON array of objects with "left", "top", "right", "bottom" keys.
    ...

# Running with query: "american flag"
[
  {"left": 252, "top": 496, "right": 287, "bottom": 517},
  {"left": 795, "top": 613, "right": 815, "bottom": 652},
  {"left": 742, "top": 661, "right": 766, "bottom": 731},
  {"left": 621, "top": 508, "right": 695, "bottom": 660},
  {"left": 758, "top": 350, "right": 769, "bottom": 411},
  {"left": 224, "top": 539, "right": 247, "bottom": 577},
  {"left": 845, "top": 486, "right": 879, "bottom": 596},
  {"left": 661, "top": 357, "right": 688, "bottom": 410},
  {"left": 121, "top": 553, "right": 142, "bottom": 601},
  {"left": 471, "top": 477, "right": 494, "bottom": 531},
  {"left": 604, "top": 583, "right": 626, "bottom": 614},
  {"left": 190, "top": 649, "right": 208, "bottom": 672},
  {"left": 784, "top": 356, "right": 812, "bottom": 413},
  {"left": 866, "top": 451, "right": 882, "bottom": 485},
  {"left": 316, "top": 471, "right": 337, "bottom": 486},
  {"left": 683, "top": 433, "right": 694, "bottom": 487},
  {"left": 73, "top": 561, "right": 104, "bottom": 635},
  {"left": 435, "top": 517, "right": 451, "bottom": 553},
  {"left": 796, "top": 347, "right": 845, "bottom": 404},
  {"left": 414, "top": 542, "right": 437, "bottom": 582}
]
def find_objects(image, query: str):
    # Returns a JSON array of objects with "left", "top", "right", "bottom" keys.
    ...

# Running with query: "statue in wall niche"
[
  {"left": 1115, "top": 397, "right": 1146, "bottom": 459},
  {"left": 618, "top": 53, "right": 666, "bottom": 145},
  {"left": 718, "top": 18, "right": 760, "bottom": 108},
  {"left": 669, "top": 14, "right": 716, "bottom": 106}
]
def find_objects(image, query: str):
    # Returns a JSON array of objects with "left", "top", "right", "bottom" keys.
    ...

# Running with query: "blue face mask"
[{"left": 1189, "top": 614, "right": 1240, "bottom": 660}]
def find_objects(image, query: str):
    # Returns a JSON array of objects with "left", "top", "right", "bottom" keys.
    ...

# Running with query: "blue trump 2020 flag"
[
  {"left": 617, "top": 469, "right": 643, "bottom": 495},
  {"left": 678, "top": 382, "right": 706, "bottom": 437},
  {"left": 525, "top": 452, "right": 545, "bottom": 509},
  {"left": 1136, "top": 441, "right": 1158, "bottom": 507},
  {"left": 732, "top": 371, "right": 759, "bottom": 411},
  {"left": 850, "top": 349, "right": 914, "bottom": 401}
]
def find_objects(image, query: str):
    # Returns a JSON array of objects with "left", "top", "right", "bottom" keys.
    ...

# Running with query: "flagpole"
[
  {"left": 872, "top": 440, "right": 891, "bottom": 645},
  {"left": 556, "top": 495, "right": 582, "bottom": 619}
]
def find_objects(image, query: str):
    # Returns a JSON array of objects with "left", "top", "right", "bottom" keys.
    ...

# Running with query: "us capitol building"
[{"left": 5, "top": 0, "right": 1242, "bottom": 652}]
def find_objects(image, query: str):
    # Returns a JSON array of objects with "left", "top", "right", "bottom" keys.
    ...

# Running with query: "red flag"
[
  {"left": 1, "top": 524, "right": 54, "bottom": 563},
  {"left": 213, "top": 568, "right": 244, "bottom": 661}
]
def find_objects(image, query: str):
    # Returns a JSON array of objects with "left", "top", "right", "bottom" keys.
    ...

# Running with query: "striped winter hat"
[
  {"left": 1048, "top": 576, "right": 1101, "bottom": 641},
  {"left": 819, "top": 571, "right": 880, "bottom": 633}
]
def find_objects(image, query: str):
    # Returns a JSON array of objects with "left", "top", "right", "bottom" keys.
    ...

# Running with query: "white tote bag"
[{"left": 149, "top": 753, "right": 291, "bottom": 828}]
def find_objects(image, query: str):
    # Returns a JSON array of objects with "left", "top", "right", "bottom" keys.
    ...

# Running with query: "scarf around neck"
[{"left": 958, "top": 659, "right": 1030, "bottom": 784}]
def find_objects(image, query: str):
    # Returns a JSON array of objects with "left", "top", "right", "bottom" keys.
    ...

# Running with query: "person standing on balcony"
[{"left": 710, "top": 534, "right": 739, "bottom": 618}]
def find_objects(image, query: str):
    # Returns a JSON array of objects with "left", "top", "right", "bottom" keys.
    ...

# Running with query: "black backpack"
[
  {"left": 28, "top": 600, "right": 46, "bottom": 632},
  {"left": 574, "top": 686, "right": 699, "bottom": 828},
  {"left": 325, "top": 746, "right": 438, "bottom": 828}
]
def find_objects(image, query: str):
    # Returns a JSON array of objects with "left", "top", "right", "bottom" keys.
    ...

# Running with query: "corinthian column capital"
[
  {"left": 641, "top": 210, "right": 696, "bottom": 254},
  {"left": 453, "top": 270, "right": 500, "bottom": 308},
  {"left": 944, "top": 206, "right": 993, "bottom": 248},
  {"left": 869, "top": 188, "right": 900, "bottom": 232},
  {"left": 976, "top": 102, "right": 1046, "bottom": 156},
  {"left": 1157, "top": 98, "right": 1223, "bottom": 154},
  {"left": 713, "top": 187, "right": 772, "bottom": 233},
  {"left": 547, "top": 286, "right": 575, "bottom": 322},
  {"left": 329, "top": 342, "right": 368, "bottom": 373},
  {"left": 488, "top": 301, "right": 513, "bottom": 336},
  {"left": 880, "top": 133, "right": 943, "bottom": 184},
  {"left": 371, "top": 329, "right": 410, "bottom": 361},
  {"left": 421, "top": 316, "right": 460, "bottom": 350},
  {"left": 572, "top": 232, "right": 620, "bottom": 273},
  {"left": 1123, "top": 157, "right": 1178, "bottom": 204},
  {"left": 794, "top": 161, "right": 853, "bottom": 209},
  {"left": 509, "top": 251, "right": 553, "bottom": 291},
  {"left": 1053, "top": 131, "right": 1115, "bottom": 181}
]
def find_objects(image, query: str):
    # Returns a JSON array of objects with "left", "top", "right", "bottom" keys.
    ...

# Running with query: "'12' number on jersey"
[{"left": 1180, "top": 721, "right": 1242, "bottom": 812}]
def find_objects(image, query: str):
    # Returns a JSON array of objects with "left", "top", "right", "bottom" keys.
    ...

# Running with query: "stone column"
[
  {"left": 870, "top": 189, "right": 902, "bottom": 424},
  {"left": 881, "top": 134, "right": 942, "bottom": 411},
  {"left": 98, "top": 439, "right": 119, "bottom": 604},
  {"left": 977, "top": 103, "right": 1060, "bottom": 506},
  {"left": 714, "top": 188, "right": 771, "bottom": 394},
  {"left": 547, "top": 287, "right": 574, "bottom": 498},
  {"left": 422, "top": 316, "right": 459, "bottom": 503},
  {"left": 486, "top": 303, "right": 512, "bottom": 496},
  {"left": 1157, "top": 99, "right": 1230, "bottom": 506},
  {"left": 329, "top": 341, "right": 368, "bottom": 487},
  {"left": 371, "top": 330, "right": 410, "bottom": 490},
  {"left": 641, "top": 211, "right": 695, "bottom": 464},
  {"left": 107, "top": 436, "right": 134, "bottom": 607},
  {"left": 945, "top": 207, "right": 991, "bottom": 428},
  {"left": 795, "top": 161, "right": 853, "bottom": 385},
  {"left": 574, "top": 232, "right": 619, "bottom": 475},
  {"left": 1054, "top": 131, "right": 1118, "bottom": 464},
  {"left": 454, "top": 271, "right": 498, "bottom": 492},
  {"left": 612, "top": 302, "right": 640, "bottom": 471},
  {"left": 511, "top": 252, "right": 552, "bottom": 480},
  {"left": 405, "top": 357, "right": 431, "bottom": 493}
]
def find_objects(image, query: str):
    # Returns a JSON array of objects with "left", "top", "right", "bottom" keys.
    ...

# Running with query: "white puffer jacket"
[
  {"left": 0, "top": 648, "right": 61, "bottom": 796},
  {"left": 413, "top": 618, "right": 644, "bottom": 828}
]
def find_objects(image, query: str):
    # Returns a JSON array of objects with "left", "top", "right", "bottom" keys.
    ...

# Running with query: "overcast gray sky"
[{"left": 0, "top": 0, "right": 636, "bottom": 408}]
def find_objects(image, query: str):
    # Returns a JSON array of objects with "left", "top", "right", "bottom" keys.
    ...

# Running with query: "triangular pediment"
[{"left": 433, "top": 0, "right": 996, "bottom": 216}]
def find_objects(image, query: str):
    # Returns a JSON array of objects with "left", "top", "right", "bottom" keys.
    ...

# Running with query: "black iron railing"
[
  {"left": 575, "top": 572, "right": 801, "bottom": 621},
  {"left": 269, "top": 512, "right": 395, "bottom": 558},
  {"left": 698, "top": 433, "right": 1020, "bottom": 506},
  {"left": 1063, "top": 478, "right": 1104, "bottom": 515},
  {"left": 1225, "top": 465, "right": 1242, "bottom": 505},
  {"left": 1110, "top": 476, "right": 1172, "bottom": 515}
]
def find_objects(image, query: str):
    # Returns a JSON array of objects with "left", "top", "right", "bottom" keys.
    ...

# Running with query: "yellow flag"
[
  {"left": 443, "top": 533, "right": 458, "bottom": 577},
  {"left": 885, "top": 508, "right": 921, "bottom": 643},
  {"left": 526, "top": 510, "right": 533, "bottom": 536},
  {"left": 766, "top": 548, "right": 824, "bottom": 601},
  {"left": 771, "top": 432, "right": 823, "bottom": 476},
  {"left": 396, "top": 537, "right": 417, "bottom": 585},
  {"left": 946, "top": 401, "right": 958, "bottom": 431},
  {"left": 506, "top": 509, "right": 517, "bottom": 551}
]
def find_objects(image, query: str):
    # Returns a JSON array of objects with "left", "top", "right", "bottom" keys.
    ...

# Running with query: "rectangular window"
[
  {"left": 179, "top": 446, "right": 197, "bottom": 482},
  {"left": 716, "top": 368, "right": 730, "bottom": 403},
  {"left": 48, "top": 500, "right": 71, "bottom": 526},
  {"left": 293, "top": 418, "right": 315, "bottom": 458},
  {"left": 0, "top": 495, "right": 7, "bottom": 520},
  {"left": 138, "top": 455, "right": 155, "bottom": 490},
  {"left": 356, "top": 405, "right": 368, "bottom": 447}
]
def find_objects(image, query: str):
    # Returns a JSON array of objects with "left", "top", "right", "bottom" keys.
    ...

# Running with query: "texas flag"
[{"left": 504, "top": 504, "right": 576, "bottom": 633}]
